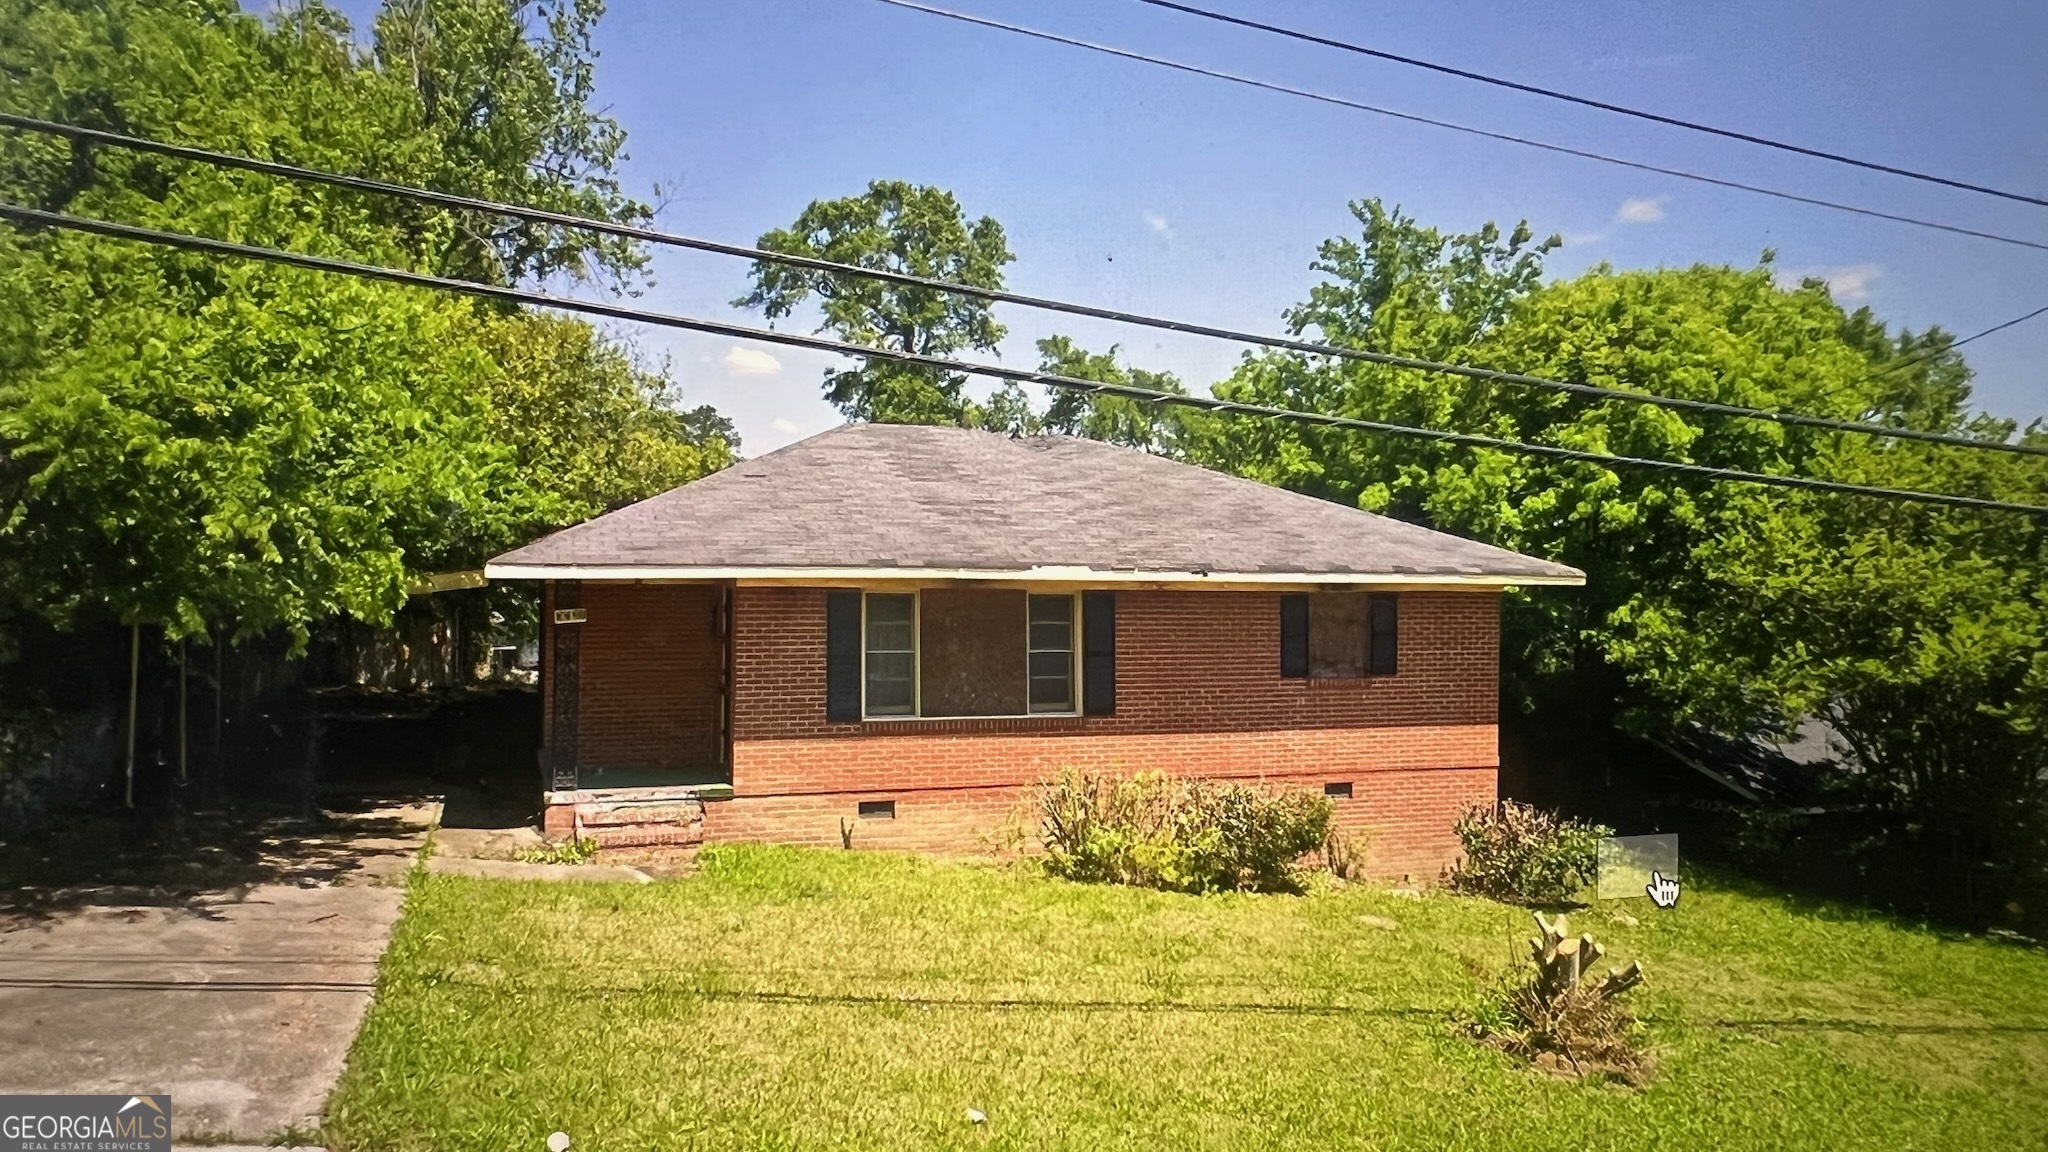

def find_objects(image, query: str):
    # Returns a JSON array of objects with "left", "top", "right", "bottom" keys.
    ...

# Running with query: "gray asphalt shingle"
[{"left": 487, "top": 423, "right": 1584, "bottom": 582}]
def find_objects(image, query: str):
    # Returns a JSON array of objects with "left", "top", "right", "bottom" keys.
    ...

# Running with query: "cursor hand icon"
[{"left": 1645, "top": 871, "right": 1680, "bottom": 908}]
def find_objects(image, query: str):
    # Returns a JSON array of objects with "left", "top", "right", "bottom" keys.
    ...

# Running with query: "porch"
[{"left": 540, "top": 580, "right": 734, "bottom": 846}]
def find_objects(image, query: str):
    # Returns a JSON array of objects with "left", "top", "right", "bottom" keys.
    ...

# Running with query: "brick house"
[{"left": 484, "top": 423, "right": 1583, "bottom": 878}]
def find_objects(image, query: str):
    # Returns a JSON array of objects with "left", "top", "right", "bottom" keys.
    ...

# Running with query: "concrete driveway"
[{"left": 0, "top": 794, "right": 435, "bottom": 1143}]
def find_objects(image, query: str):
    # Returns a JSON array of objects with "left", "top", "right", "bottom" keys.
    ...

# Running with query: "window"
[
  {"left": 1308, "top": 592, "right": 1372, "bottom": 678},
  {"left": 863, "top": 593, "right": 916, "bottom": 716},
  {"left": 858, "top": 591, "right": 1080, "bottom": 719},
  {"left": 1282, "top": 592, "right": 1399, "bottom": 679},
  {"left": 1028, "top": 594, "right": 1076, "bottom": 713},
  {"left": 857, "top": 799, "right": 896, "bottom": 820}
]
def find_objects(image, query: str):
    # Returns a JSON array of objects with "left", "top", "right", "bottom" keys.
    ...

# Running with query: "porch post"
[{"left": 547, "top": 579, "right": 583, "bottom": 793}]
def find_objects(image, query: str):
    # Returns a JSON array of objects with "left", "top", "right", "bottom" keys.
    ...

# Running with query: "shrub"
[
  {"left": 1036, "top": 770, "right": 1333, "bottom": 893},
  {"left": 1446, "top": 801, "right": 1610, "bottom": 905},
  {"left": 1466, "top": 912, "right": 1649, "bottom": 1083}
]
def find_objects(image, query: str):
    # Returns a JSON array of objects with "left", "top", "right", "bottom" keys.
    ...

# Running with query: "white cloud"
[
  {"left": 1780, "top": 263, "right": 1884, "bottom": 303},
  {"left": 1142, "top": 211, "right": 1172, "bottom": 237},
  {"left": 1561, "top": 230, "right": 1607, "bottom": 247},
  {"left": 723, "top": 345, "right": 782, "bottom": 377},
  {"left": 770, "top": 417, "right": 802, "bottom": 436},
  {"left": 1614, "top": 197, "right": 1667, "bottom": 224}
]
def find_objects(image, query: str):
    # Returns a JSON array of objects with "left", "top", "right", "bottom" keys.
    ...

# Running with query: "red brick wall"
[
  {"left": 572, "top": 582, "right": 726, "bottom": 773},
  {"left": 700, "top": 587, "right": 1501, "bottom": 878}
]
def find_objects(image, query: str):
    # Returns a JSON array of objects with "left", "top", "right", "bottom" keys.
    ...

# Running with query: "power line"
[
  {"left": 1868, "top": 301, "right": 2048, "bottom": 381},
  {"left": 3, "top": 114, "right": 2040, "bottom": 460},
  {"left": 1133, "top": 0, "right": 2048, "bottom": 210},
  {"left": 3, "top": 203, "right": 2041, "bottom": 517},
  {"left": 860, "top": 0, "right": 2048, "bottom": 256}
]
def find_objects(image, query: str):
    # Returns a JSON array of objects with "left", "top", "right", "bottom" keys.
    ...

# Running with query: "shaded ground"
[
  {"left": 0, "top": 792, "right": 436, "bottom": 1142},
  {"left": 329, "top": 846, "right": 2048, "bottom": 1152}
]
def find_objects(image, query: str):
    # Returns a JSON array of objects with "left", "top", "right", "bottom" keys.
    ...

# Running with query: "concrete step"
[{"left": 574, "top": 794, "right": 706, "bottom": 849}]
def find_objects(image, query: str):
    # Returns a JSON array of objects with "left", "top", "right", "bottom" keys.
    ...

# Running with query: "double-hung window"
[
  {"left": 860, "top": 590, "right": 1078, "bottom": 719},
  {"left": 863, "top": 593, "right": 917, "bottom": 716},
  {"left": 1027, "top": 595, "right": 1076, "bottom": 713}
]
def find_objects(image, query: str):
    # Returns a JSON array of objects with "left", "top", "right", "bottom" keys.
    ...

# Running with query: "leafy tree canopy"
[
  {"left": 0, "top": 0, "right": 727, "bottom": 644},
  {"left": 1203, "top": 198, "right": 2048, "bottom": 923},
  {"left": 1036, "top": 336, "right": 1195, "bottom": 456},
  {"left": 735, "top": 179, "right": 1014, "bottom": 425}
]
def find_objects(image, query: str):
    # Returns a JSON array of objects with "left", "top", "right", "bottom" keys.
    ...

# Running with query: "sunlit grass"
[{"left": 327, "top": 845, "right": 2048, "bottom": 1151}]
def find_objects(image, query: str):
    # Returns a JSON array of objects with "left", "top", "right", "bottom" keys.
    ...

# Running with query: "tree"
[
  {"left": 0, "top": 0, "right": 729, "bottom": 646},
  {"left": 372, "top": 0, "right": 650, "bottom": 286},
  {"left": 1036, "top": 336, "right": 1194, "bottom": 455},
  {"left": 475, "top": 312, "right": 735, "bottom": 523},
  {"left": 734, "top": 180, "right": 1014, "bottom": 425},
  {"left": 1201, "top": 199, "right": 2048, "bottom": 927}
]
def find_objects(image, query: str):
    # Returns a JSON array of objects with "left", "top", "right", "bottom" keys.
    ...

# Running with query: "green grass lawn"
[{"left": 327, "top": 846, "right": 2048, "bottom": 1151}]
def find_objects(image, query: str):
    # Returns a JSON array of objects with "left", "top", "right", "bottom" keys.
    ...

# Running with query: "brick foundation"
[{"left": 698, "top": 766, "right": 1492, "bottom": 881}]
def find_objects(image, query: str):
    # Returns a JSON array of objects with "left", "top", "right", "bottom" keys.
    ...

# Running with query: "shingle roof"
[{"left": 486, "top": 424, "right": 1584, "bottom": 585}]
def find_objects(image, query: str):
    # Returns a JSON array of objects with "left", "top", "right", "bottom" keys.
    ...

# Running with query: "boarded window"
[
  {"left": 860, "top": 590, "right": 1086, "bottom": 719},
  {"left": 1307, "top": 592, "right": 1372, "bottom": 678},
  {"left": 1296, "top": 592, "right": 1401, "bottom": 679},
  {"left": 918, "top": 589, "right": 1028, "bottom": 717}
]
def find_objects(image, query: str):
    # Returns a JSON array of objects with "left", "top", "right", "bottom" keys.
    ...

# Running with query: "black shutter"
[
  {"left": 825, "top": 590, "right": 862, "bottom": 722},
  {"left": 1369, "top": 593, "right": 1400, "bottom": 676},
  {"left": 1280, "top": 594, "right": 1309, "bottom": 678},
  {"left": 1082, "top": 591, "right": 1117, "bottom": 716}
]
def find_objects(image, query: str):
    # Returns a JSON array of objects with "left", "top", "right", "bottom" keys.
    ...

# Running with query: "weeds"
[
  {"left": 1036, "top": 769, "right": 1333, "bottom": 893},
  {"left": 516, "top": 836, "right": 600, "bottom": 865}
]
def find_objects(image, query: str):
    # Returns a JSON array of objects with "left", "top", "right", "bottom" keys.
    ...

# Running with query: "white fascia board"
[{"left": 483, "top": 562, "right": 1586, "bottom": 588}]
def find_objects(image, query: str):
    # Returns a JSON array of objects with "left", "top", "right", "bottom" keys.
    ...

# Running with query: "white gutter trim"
[{"left": 483, "top": 562, "right": 1586, "bottom": 588}]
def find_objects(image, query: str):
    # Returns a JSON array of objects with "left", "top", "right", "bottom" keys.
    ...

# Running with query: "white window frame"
[
  {"left": 1026, "top": 592, "right": 1079, "bottom": 715},
  {"left": 860, "top": 591, "right": 919, "bottom": 718},
  {"left": 860, "top": 590, "right": 1081, "bottom": 721}
]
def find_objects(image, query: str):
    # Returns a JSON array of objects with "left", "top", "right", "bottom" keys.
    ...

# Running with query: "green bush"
[
  {"left": 1446, "top": 801, "right": 1610, "bottom": 905},
  {"left": 1036, "top": 770, "right": 1333, "bottom": 893}
]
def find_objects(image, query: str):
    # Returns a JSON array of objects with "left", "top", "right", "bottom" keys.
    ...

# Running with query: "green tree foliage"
[
  {"left": 735, "top": 179, "right": 1014, "bottom": 425},
  {"left": 1036, "top": 336, "right": 1195, "bottom": 455},
  {"left": 475, "top": 312, "right": 735, "bottom": 522},
  {"left": 370, "top": 0, "right": 650, "bottom": 286},
  {"left": 0, "top": 0, "right": 727, "bottom": 644},
  {"left": 1204, "top": 198, "right": 2048, "bottom": 924}
]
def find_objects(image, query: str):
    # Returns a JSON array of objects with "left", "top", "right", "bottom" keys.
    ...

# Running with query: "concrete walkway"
[{"left": 0, "top": 796, "right": 436, "bottom": 1144}]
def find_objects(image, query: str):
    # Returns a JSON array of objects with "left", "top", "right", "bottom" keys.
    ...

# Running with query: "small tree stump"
[{"left": 1527, "top": 912, "right": 1642, "bottom": 1006}]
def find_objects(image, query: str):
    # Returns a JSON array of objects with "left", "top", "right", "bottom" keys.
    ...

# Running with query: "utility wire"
[
  {"left": 860, "top": 0, "right": 2048, "bottom": 256},
  {"left": 1866, "top": 301, "right": 2048, "bottom": 381},
  {"left": 3, "top": 114, "right": 2040, "bottom": 460},
  {"left": 3, "top": 203, "right": 2041, "bottom": 517},
  {"left": 1133, "top": 0, "right": 2048, "bottom": 209}
]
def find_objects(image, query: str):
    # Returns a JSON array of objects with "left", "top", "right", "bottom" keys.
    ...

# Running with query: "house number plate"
[{"left": 553, "top": 608, "right": 588, "bottom": 624}]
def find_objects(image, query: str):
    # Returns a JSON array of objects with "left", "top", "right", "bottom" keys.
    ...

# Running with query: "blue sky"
[{"left": 314, "top": 0, "right": 2046, "bottom": 453}]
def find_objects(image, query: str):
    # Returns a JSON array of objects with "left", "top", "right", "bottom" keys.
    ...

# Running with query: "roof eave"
[{"left": 483, "top": 562, "right": 1586, "bottom": 589}]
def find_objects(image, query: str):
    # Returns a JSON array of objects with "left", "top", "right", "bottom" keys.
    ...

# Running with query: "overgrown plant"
[
  {"left": 1036, "top": 769, "right": 1333, "bottom": 894},
  {"left": 516, "top": 836, "right": 599, "bottom": 865},
  {"left": 1446, "top": 801, "right": 1610, "bottom": 905},
  {"left": 1468, "top": 912, "right": 1648, "bottom": 1082}
]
